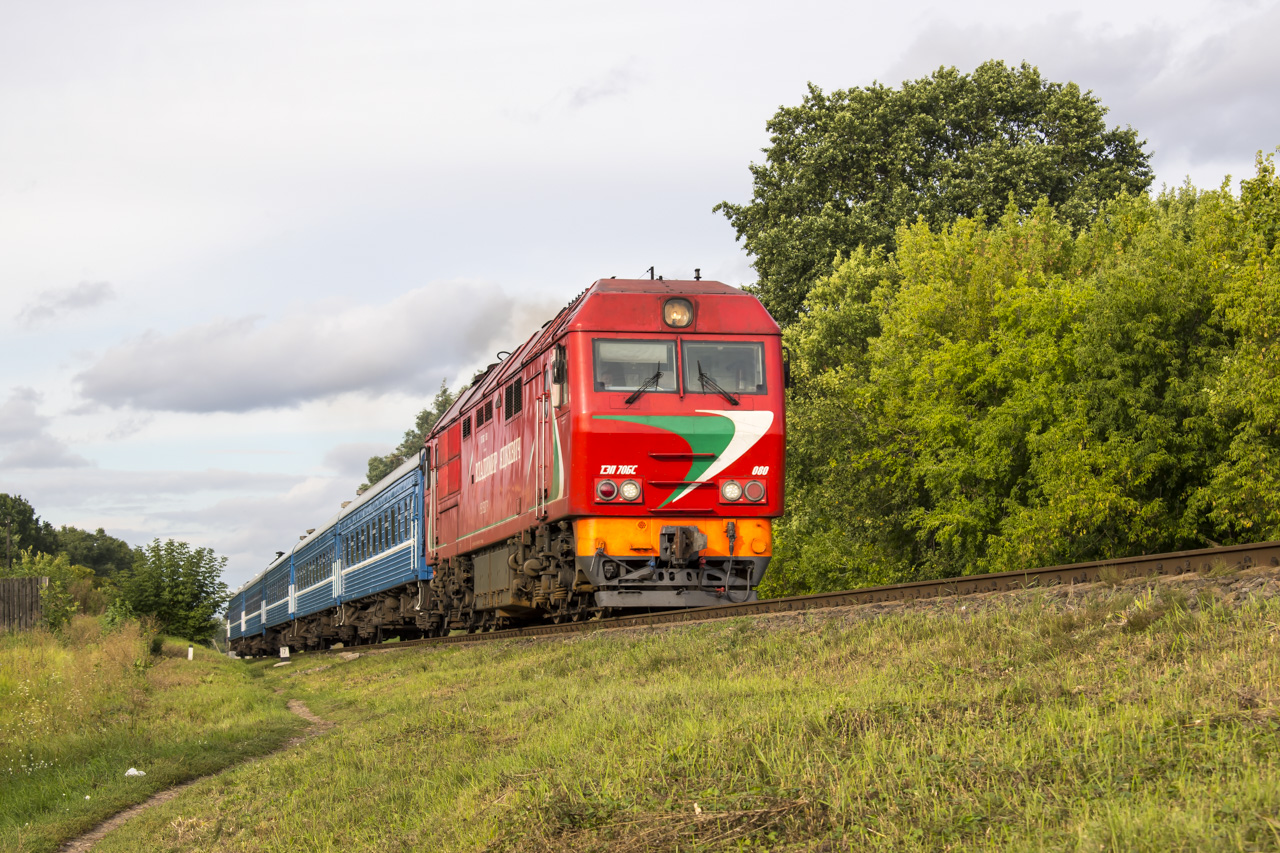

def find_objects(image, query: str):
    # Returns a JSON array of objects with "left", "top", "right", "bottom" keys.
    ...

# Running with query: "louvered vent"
[{"left": 504, "top": 380, "right": 523, "bottom": 420}]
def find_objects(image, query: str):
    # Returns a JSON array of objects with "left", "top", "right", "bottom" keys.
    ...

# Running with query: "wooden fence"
[{"left": 0, "top": 577, "right": 46, "bottom": 631}]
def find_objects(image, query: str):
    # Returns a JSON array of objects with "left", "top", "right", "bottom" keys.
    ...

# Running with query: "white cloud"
[
  {"left": 0, "top": 387, "right": 91, "bottom": 469},
  {"left": 881, "top": 6, "right": 1280, "bottom": 183},
  {"left": 7, "top": 466, "right": 300, "bottom": 505},
  {"left": 75, "top": 281, "right": 559, "bottom": 414},
  {"left": 16, "top": 281, "right": 116, "bottom": 328},
  {"left": 322, "top": 442, "right": 390, "bottom": 480},
  {"left": 7, "top": 461, "right": 346, "bottom": 585},
  {"left": 146, "top": 474, "right": 357, "bottom": 585}
]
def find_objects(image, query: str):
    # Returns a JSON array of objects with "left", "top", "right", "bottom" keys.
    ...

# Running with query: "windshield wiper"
[
  {"left": 625, "top": 366, "right": 663, "bottom": 404},
  {"left": 697, "top": 361, "right": 740, "bottom": 406}
]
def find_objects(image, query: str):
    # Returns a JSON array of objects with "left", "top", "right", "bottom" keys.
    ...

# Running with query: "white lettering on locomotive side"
[
  {"left": 499, "top": 437, "right": 521, "bottom": 470},
  {"left": 475, "top": 438, "right": 522, "bottom": 483},
  {"left": 751, "top": 465, "right": 770, "bottom": 476},
  {"left": 598, "top": 464, "right": 638, "bottom": 476}
]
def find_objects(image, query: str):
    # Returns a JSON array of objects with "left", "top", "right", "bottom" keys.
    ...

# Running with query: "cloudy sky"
[{"left": 3, "top": 0, "right": 1277, "bottom": 589}]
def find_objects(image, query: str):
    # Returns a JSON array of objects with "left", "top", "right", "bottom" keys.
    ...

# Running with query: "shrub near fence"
[{"left": 0, "top": 576, "right": 46, "bottom": 630}]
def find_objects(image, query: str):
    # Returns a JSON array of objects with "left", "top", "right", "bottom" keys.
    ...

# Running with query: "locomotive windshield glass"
[
  {"left": 593, "top": 339, "right": 677, "bottom": 392},
  {"left": 683, "top": 342, "right": 766, "bottom": 395}
]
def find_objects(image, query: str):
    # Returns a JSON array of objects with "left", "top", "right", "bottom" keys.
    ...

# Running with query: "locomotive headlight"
[
  {"left": 620, "top": 479, "right": 641, "bottom": 501},
  {"left": 721, "top": 480, "right": 743, "bottom": 502},
  {"left": 663, "top": 298, "right": 693, "bottom": 328},
  {"left": 597, "top": 480, "right": 618, "bottom": 501}
]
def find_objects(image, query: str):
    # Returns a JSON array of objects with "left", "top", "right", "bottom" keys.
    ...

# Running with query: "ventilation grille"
[{"left": 504, "top": 380, "right": 523, "bottom": 420}]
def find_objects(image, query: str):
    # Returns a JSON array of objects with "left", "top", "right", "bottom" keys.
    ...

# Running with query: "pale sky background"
[{"left": 3, "top": 0, "right": 1278, "bottom": 589}]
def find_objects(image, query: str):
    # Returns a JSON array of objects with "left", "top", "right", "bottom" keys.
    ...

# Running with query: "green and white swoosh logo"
[{"left": 593, "top": 410, "right": 774, "bottom": 506}]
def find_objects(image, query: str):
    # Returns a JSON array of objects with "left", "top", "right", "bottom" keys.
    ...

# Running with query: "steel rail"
[{"left": 304, "top": 539, "right": 1280, "bottom": 655}]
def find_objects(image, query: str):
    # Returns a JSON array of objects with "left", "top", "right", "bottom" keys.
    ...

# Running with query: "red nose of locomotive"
[{"left": 561, "top": 280, "right": 785, "bottom": 608}]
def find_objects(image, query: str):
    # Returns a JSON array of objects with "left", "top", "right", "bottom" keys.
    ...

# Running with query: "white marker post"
[
  {"left": 280, "top": 646, "right": 290, "bottom": 659},
  {"left": 187, "top": 645, "right": 194, "bottom": 660}
]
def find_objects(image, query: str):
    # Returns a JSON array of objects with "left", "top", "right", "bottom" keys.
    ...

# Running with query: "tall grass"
[
  {"left": 0, "top": 616, "right": 148, "bottom": 762},
  {"left": 0, "top": 617, "right": 303, "bottom": 853},
  {"left": 92, "top": 577, "right": 1280, "bottom": 852}
]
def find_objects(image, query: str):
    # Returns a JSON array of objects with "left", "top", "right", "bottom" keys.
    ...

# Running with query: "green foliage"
[
  {"left": 361, "top": 380, "right": 459, "bottom": 491},
  {"left": 52, "top": 524, "right": 135, "bottom": 579},
  {"left": 0, "top": 494, "right": 58, "bottom": 571},
  {"left": 717, "top": 60, "right": 1153, "bottom": 324},
  {"left": 773, "top": 153, "right": 1280, "bottom": 592},
  {"left": 101, "top": 598, "right": 135, "bottom": 633},
  {"left": 0, "top": 550, "right": 94, "bottom": 630},
  {"left": 1197, "top": 151, "right": 1280, "bottom": 538},
  {"left": 118, "top": 539, "right": 229, "bottom": 642}
]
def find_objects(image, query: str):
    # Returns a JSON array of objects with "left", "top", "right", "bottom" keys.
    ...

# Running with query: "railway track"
[{"left": 305, "top": 539, "right": 1280, "bottom": 655}]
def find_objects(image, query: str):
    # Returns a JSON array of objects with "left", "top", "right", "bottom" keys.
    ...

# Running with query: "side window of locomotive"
[
  {"left": 593, "top": 339, "right": 677, "bottom": 392},
  {"left": 551, "top": 344, "right": 569, "bottom": 408},
  {"left": 683, "top": 342, "right": 767, "bottom": 395}
]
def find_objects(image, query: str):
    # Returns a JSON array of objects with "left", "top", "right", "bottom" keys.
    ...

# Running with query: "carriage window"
[
  {"left": 682, "top": 342, "right": 766, "bottom": 395},
  {"left": 593, "top": 340, "right": 677, "bottom": 392}
]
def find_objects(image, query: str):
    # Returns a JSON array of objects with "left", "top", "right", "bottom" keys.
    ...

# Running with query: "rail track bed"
[{"left": 299, "top": 539, "right": 1280, "bottom": 655}]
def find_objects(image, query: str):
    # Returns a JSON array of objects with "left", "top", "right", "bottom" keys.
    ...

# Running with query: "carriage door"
[{"left": 434, "top": 423, "right": 463, "bottom": 548}]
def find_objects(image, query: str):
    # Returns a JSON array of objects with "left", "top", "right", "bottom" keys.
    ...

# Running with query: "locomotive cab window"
[
  {"left": 593, "top": 339, "right": 677, "bottom": 393},
  {"left": 683, "top": 342, "right": 766, "bottom": 395}
]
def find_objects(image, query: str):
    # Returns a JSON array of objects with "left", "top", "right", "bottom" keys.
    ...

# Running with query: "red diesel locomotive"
[{"left": 418, "top": 277, "right": 785, "bottom": 632}]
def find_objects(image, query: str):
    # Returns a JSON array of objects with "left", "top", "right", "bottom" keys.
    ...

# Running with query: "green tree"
[
  {"left": 53, "top": 525, "right": 135, "bottom": 579},
  {"left": 1197, "top": 150, "right": 1280, "bottom": 539},
  {"left": 119, "top": 539, "right": 229, "bottom": 641},
  {"left": 716, "top": 60, "right": 1153, "bottom": 324},
  {"left": 769, "top": 155, "right": 1280, "bottom": 594},
  {"left": 0, "top": 494, "right": 58, "bottom": 570},
  {"left": 361, "top": 380, "right": 458, "bottom": 491}
]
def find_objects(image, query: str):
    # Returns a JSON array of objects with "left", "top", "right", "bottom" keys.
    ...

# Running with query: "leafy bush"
[
  {"left": 117, "top": 539, "right": 229, "bottom": 642},
  {"left": 774, "top": 152, "right": 1280, "bottom": 592}
]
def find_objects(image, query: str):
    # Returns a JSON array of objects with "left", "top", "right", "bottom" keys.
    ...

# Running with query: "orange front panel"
[{"left": 574, "top": 517, "right": 772, "bottom": 559}]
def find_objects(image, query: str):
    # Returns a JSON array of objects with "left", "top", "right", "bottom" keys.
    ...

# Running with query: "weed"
[
  {"left": 0, "top": 618, "right": 302, "bottom": 853},
  {"left": 64, "top": 583, "right": 1280, "bottom": 853}
]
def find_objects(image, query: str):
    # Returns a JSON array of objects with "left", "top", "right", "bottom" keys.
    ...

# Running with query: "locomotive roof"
[{"left": 431, "top": 278, "right": 776, "bottom": 433}]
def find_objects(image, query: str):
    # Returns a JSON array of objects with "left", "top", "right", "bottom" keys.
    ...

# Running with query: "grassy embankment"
[
  {"left": 90, "top": 569, "right": 1280, "bottom": 852},
  {"left": 0, "top": 617, "right": 303, "bottom": 853}
]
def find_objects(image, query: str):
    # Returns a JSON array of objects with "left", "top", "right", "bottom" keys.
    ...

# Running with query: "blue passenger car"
[
  {"left": 338, "top": 459, "right": 424, "bottom": 603},
  {"left": 293, "top": 517, "right": 340, "bottom": 619},
  {"left": 228, "top": 453, "right": 430, "bottom": 654},
  {"left": 263, "top": 553, "right": 292, "bottom": 629}
]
